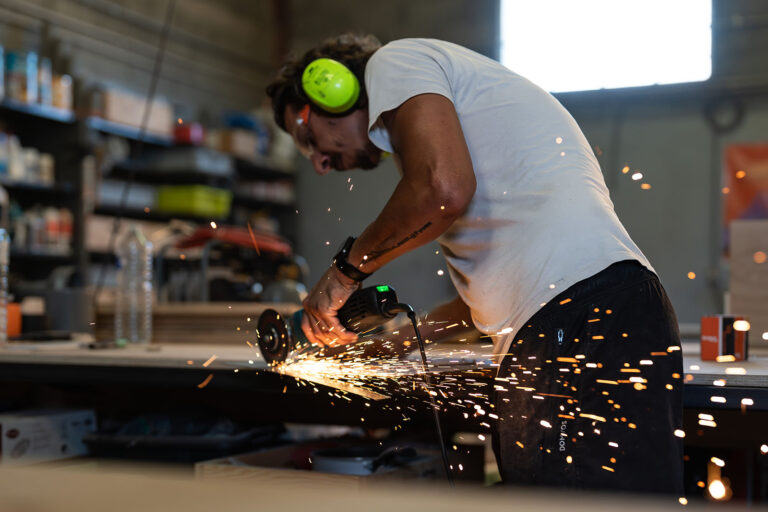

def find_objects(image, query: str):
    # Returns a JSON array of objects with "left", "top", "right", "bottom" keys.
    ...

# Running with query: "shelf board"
[
  {"left": 107, "top": 165, "right": 233, "bottom": 187},
  {"left": 231, "top": 194, "right": 295, "bottom": 211},
  {"left": 85, "top": 116, "right": 173, "bottom": 146},
  {"left": 234, "top": 157, "right": 295, "bottom": 180},
  {"left": 0, "top": 178, "right": 76, "bottom": 196},
  {"left": 88, "top": 250, "right": 117, "bottom": 263},
  {"left": 93, "top": 205, "right": 226, "bottom": 224},
  {"left": 10, "top": 250, "right": 75, "bottom": 263},
  {"left": 0, "top": 99, "right": 75, "bottom": 123}
]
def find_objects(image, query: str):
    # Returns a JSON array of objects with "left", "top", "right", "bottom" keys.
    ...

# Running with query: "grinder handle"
[{"left": 337, "top": 285, "right": 399, "bottom": 333}]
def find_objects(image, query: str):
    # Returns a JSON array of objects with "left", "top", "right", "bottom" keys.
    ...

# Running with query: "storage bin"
[{"left": 156, "top": 185, "right": 232, "bottom": 219}]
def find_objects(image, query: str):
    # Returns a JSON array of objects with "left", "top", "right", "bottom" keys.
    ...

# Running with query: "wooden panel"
[
  {"left": 94, "top": 302, "right": 300, "bottom": 345},
  {"left": 730, "top": 220, "right": 768, "bottom": 348}
]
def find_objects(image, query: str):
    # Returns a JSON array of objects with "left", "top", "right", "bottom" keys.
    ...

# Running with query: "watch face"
[{"left": 337, "top": 236, "right": 355, "bottom": 255}]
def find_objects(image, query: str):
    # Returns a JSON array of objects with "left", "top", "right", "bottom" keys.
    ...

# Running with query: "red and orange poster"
[{"left": 723, "top": 144, "right": 768, "bottom": 255}]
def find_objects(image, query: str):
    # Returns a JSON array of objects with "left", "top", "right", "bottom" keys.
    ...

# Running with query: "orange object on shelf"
[
  {"left": 175, "top": 226, "right": 292, "bottom": 257},
  {"left": 701, "top": 315, "right": 748, "bottom": 361},
  {"left": 7, "top": 302, "right": 21, "bottom": 337}
]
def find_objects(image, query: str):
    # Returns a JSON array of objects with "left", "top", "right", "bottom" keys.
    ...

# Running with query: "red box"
[
  {"left": 174, "top": 123, "right": 205, "bottom": 146},
  {"left": 701, "top": 315, "right": 749, "bottom": 361}
]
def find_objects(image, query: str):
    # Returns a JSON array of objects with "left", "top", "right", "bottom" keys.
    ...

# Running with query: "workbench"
[
  {"left": 2, "top": 338, "right": 768, "bottom": 500},
  {"left": 1, "top": 339, "right": 767, "bottom": 414},
  {"left": 0, "top": 340, "right": 490, "bottom": 429}
]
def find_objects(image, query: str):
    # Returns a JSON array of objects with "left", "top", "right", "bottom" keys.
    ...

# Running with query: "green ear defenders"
[{"left": 301, "top": 58, "right": 360, "bottom": 114}]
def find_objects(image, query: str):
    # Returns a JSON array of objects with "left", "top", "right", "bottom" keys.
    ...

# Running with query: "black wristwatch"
[{"left": 333, "top": 236, "right": 371, "bottom": 282}]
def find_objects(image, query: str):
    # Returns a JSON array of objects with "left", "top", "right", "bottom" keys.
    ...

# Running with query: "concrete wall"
[
  {"left": 0, "top": 0, "right": 274, "bottom": 118},
  {"left": 289, "top": 0, "right": 768, "bottom": 325},
  {"left": 557, "top": 0, "right": 768, "bottom": 326}
]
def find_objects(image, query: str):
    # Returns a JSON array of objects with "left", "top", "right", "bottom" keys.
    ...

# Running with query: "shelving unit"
[
  {"left": 96, "top": 149, "right": 297, "bottom": 238},
  {"left": 0, "top": 97, "right": 85, "bottom": 284},
  {"left": 2, "top": 95, "right": 298, "bottom": 304}
]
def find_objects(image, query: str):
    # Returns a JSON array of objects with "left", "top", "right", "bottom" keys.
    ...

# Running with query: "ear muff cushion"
[{"left": 301, "top": 58, "right": 360, "bottom": 114}]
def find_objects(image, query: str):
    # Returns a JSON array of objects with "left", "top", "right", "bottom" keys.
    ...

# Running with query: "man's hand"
[{"left": 300, "top": 265, "right": 361, "bottom": 347}]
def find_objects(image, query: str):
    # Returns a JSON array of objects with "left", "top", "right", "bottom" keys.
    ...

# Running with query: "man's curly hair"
[{"left": 266, "top": 33, "right": 382, "bottom": 131}]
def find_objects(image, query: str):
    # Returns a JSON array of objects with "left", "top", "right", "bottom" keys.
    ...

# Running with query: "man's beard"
[
  {"left": 354, "top": 147, "right": 380, "bottom": 170},
  {"left": 354, "top": 140, "right": 382, "bottom": 170},
  {"left": 331, "top": 141, "right": 381, "bottom": 171}
]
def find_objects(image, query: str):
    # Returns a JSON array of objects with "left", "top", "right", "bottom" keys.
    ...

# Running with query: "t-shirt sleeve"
[{"left": 365, "top": 41, "right": 454, "bottom": 152}]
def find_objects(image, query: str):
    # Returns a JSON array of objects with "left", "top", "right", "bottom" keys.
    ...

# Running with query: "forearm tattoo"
[{"left": 364, "top": 222, "right": 433, "bottom": 263}]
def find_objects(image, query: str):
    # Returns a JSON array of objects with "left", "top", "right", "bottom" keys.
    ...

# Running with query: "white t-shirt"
[{"left": 364, "top": 39, "right": 652, "bottom": 361}]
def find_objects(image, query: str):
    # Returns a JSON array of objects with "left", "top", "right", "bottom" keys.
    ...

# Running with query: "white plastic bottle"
[
  {"left": 114, "top": 224, "right": 153, "bottom": 344},
  {"left": 0, "top": 185, "right": 9, "bottom": 344},
  {"left": 0, "top": 229, "right": 8, "bottom": 344}
]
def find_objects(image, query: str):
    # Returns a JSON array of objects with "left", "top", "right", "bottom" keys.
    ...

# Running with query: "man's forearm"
[{"left": 346, "top": 173, "right": 467, "bottom": 275}]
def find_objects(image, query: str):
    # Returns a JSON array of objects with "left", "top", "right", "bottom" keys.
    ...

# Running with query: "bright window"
[{"left": 499, "top": 0, "right": 712, "bottom": 93}]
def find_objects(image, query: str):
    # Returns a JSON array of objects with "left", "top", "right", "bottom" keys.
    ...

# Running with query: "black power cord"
[
  {"left": 92, "top": 0, "right": 177, "bottom": 305},
  {"left": 385, "top": 302, "right": 455, "bottom": 488}
]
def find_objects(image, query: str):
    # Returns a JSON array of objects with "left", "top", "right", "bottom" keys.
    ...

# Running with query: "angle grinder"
[
  {"left": 256, "top": 285, "right": 403, "bottom": 365},
  {"left": 256, "top": 283, "right": 455, "bottom": 487}
]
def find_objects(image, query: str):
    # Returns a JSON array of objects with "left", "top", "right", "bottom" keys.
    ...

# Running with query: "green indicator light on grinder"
[{"left": 376, "top": 285, "right": 390, "bottom": 292}]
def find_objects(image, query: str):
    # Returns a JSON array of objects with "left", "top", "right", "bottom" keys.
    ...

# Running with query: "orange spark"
[
  {"left": 247, "top": 222, "right": 261, "bottom": 256},
  {"left": 197, "top": 373, "right": 214, "bottom": 388}
]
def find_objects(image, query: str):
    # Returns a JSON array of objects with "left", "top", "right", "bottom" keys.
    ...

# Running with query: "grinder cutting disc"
[{"left": 257, "top": 309, "right": 294, "bottom": 365}]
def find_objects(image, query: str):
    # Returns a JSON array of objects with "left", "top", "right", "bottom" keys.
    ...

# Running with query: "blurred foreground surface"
[{"left": 0, "top": 463, "right": 707, "bottom": 512}]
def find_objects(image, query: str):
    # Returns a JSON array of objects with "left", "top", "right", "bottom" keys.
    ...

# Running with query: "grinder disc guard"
[{"left": 257, "top": 309, "right": 294, "bottom": 365}]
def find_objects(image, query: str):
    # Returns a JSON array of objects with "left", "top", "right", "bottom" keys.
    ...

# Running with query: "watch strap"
[{"left": 333, "top": 236, "right": 371, "bottom": 282}]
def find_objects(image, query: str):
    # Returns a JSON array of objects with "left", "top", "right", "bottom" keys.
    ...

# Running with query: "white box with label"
[{"left": 0, "top": 409, "right": 96, "bottom": 465}]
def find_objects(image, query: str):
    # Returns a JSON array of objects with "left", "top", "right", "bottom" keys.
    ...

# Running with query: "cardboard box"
[
  {"left": 701, "top": 315, "right": 749, "bottom": 361},
  {"left": 0, "top": 409, "right": 96, "bottom": 465},
  {"left": 195, "top": 442, "right": 442, "bottom": 490},
  {"left": 91, "top": 87, "right": 173, "bottom": 137},
  {"left": 85, "top": 215, "right": 166, "bottom": 254},
  {"left": 218, "top": 129, "right": 260, "bottom": 161}
]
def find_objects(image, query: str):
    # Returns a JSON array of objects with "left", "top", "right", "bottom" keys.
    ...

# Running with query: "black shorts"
[{"left": 492, "top": 260, "right": 684, "bottom": 495}]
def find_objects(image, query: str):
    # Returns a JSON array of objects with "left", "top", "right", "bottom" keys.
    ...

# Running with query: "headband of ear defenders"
[{"left": 301, "top": 58, "right": 360, "bottom": 114}]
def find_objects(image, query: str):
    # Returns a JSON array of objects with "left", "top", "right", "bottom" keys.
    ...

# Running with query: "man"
[{"left": 266, "top": 34, "right": 683, "bottom": 495}]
